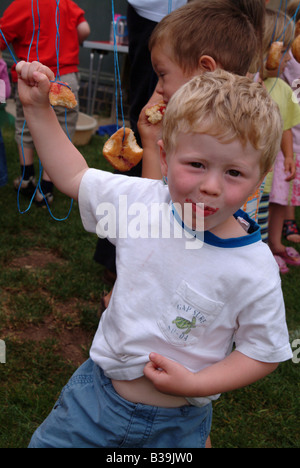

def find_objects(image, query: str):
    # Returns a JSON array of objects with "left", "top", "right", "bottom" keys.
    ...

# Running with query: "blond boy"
[{"left": 17, "top": 61, "right": 292, "bottom": 448}]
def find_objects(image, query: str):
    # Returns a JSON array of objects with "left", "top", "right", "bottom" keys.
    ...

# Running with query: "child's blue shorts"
[{"left": 28, "top": 358, "right": 212, "bottom": 448}]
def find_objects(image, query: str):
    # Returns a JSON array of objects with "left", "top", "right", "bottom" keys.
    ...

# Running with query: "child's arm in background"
[
  {"left": 77, "top": 20, "right": 91, "bottom": 45},
  {"left": 281, "top": 129, "right": 296, "bottom": 182},
  {"left": 0, "top": 51, "right": 11, "bottom": 99},
  {"left": 144, "top": 351, "right": 278, "bottom": 398},
  {"left": 16, "top": 61, "right": 88, "bottom": 200}
]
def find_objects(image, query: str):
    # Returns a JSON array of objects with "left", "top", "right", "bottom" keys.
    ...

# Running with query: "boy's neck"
[
  {"left": 172, "top": 204, "right": 249, "bottom": 240},
  {"left": 209, "top": 215, "right": 248, "bottom": 239}
]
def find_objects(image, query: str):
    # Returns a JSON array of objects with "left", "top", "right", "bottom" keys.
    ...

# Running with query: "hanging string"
[
  {"left": 17, "top": 121, "right": 40, "bottom": 214},
  {"left": 1, "top": 2, "right": 72, "bottom": 217},
  {"left": 270, "top": 0, "right": 283, "bottom": 45},
  {"left": 0, "top": 29, "right": 18, "bottom": 65},
  {"left": 283, "top": 0, "right": 288, "bottom": 44},
  {"left": 55, "top": 0, "right": 61, "bottom": 81},
  {"left": 267, "top": 0, "right": 299, "bottom": 95},
  {"left": 13, "top": 0, "right": 73, "bottom": 220},
  {"left": 27, "top": 0, "right": 38, "bottom": 62},
  {"left": 18, "top": 0, "right": 40, "bottom": 215},
  {"left": 276, "top": 0, "right": 300, "bottom": 42},
  {"left": 37, "top": 0, "right": 74, "bottom": 221},
  {"left": 111, "top": 0, "right": 126, "bottom": 134},
  {"left": 111, "top": 0, "right": 172, "bottom": 132}
]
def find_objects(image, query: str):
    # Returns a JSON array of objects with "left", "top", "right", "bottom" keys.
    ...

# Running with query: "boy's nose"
[
  {"left": 155, "top": 81, "right": 164, "bottom": 96},
  {"left": 199, "top": 173, "right": 222, "bottom": 197}
]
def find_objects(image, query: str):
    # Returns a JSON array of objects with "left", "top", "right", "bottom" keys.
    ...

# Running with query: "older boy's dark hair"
[{"left": 150, "top": 0, "right": 265, "bottom": 76}]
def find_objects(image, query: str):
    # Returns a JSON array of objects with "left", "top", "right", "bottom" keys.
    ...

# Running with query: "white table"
[{"left": 82, "top": 41, "right": 129, "bottom": 117}]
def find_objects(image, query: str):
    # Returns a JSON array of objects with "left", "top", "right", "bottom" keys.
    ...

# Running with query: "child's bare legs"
[
  {"left": 269, "top": 202, "right": 300, "bottom": 270},
  {"left": 18, "top": 144, "right": 34, "bottom": 167},
  {"left": 15, "top": 144, "right": 53, "bottom": 204},
  {"left": 13, "top": 145, "right": 36, "bottom": 195},
  {"left": 268, "top": 202, "right": 286, "bottom": 253},
  {"left": 286, "top": 205, "right": 295, "bottom": 220},
  {"left": 17, "top": 144, "right": 51, "bottom": 182},
  {"left": 283, "top": 206, "right": 300, "bottom": 243}
]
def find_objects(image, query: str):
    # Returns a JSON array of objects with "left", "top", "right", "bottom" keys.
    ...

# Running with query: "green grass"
[{"left": 0, "top": 122, "right": 299, "bottom": 448}]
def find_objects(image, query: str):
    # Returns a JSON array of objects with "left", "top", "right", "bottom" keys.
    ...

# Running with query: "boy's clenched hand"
[
  {"left": 144, "top": 352, "right": 197, "bottom": 396},
  {"left": 16, "top": 60, "right": 55, "bottom": 108}
]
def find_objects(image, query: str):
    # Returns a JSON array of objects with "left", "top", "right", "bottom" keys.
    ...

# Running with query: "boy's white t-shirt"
[
  {"left": 79, "top": 169, "right": 292, "bottom": 406},
  {"left": 127, "top": 0, "right": 187, "bottom": 22}
]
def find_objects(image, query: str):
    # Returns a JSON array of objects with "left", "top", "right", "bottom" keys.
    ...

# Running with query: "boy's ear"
[
  {"left": 158, "top": 139, "right": 168, "bottom": 177},
  {"left": 198, "top": 55, "right": 218, "bottom": 72}
]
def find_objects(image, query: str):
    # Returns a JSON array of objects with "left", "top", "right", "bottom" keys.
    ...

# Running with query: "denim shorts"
[{"left": 28, "top": 359, "right": 212, "bottom": 448}]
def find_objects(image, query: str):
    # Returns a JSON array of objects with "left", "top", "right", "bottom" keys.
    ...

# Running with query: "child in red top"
[{"left": 0, "top": 0, "right": 90, "bottom": 206}]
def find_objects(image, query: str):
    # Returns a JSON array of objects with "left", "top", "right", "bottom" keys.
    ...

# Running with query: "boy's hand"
[
  {"left": 143, "top": 352, "right": 196, "bottom": 396},
  {"left": 16, "top": 61, "right": 55, "bottom": 109},
  {"left": 139, "top": 89, "right": 166, "bottom": 179},
  {"left": 138, "top": 89, "right": 164, "bottom": 148}
]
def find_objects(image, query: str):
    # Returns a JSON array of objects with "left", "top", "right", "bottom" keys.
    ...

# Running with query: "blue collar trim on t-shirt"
[{"left": 171, "top": 204, "right": 261, "bottom": 248}]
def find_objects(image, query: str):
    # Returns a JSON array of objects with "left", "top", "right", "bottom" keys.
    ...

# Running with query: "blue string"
[
  {"left": 55, "top": 0, "right": 61, "bottom": 81},
  {"left": 27, "top": 0, "right": 36, "bottom": 62},
  {"left": 283, "top": 0, "right": 288, "bottom": 44},
  {"left": 36, "top": 0, "right": 40, "bottom": 61},
  {"left": 270, "top": 0, "right": 283, "bottom": 46},
  {"left": 111, "top": 0, "right": 171, "bottom": 132},
  {"left": 267, "top": 0, "right": 299, "bottom": 95},
  {"left": 40, "top": 0, "right": 74, "bottom": 221},
  {"left": 0, "top": 29, "right": 18, "bottom": 65},
  {"left": 17, "top": 0, "right": 42, "bottom": 214},
  {"left": 111, "top": 0, "right": 126, "bottom": 133},
  {"left": 17, "top": 121, "right": 40, "bottom": 214},
  {"left": 10, "top": 0, "right": 74, "bottom": 221},
  {"left": 276, "top": 0, "right": 300, "bottom": 42}
]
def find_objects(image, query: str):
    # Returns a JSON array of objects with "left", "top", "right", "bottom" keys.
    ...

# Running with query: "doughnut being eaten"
[
  {"left": 266, "top": 41, "right": 283, "bottom": 70},
  {"left": 145, "top": 101, "right": 166, "bottom": 124},
  {"left": 292, "top": 34, "right": 300, "bottom": 63},
  {"left": 49, "top": 81, "right": 77, "bottom": 109},
  {"left": 103, "top": 127, "right": 143, "bottom": 172}
]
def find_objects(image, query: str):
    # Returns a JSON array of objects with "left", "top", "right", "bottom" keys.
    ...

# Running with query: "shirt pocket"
[{"left": 157, "top": 280, "right": 224, "bottom": 347}]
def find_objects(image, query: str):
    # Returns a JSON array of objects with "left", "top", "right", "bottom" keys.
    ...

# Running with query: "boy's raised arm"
[{"left": 16, "top": 61, "right": 89, "bottom": 201}]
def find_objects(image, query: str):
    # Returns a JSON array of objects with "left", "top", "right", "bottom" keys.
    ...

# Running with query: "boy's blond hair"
[
  {"left": 162, "top": 70, "right": 282, "bottom": 177},
  {"left": 149, "top": 0, "right": 264, "bottom": 76}
]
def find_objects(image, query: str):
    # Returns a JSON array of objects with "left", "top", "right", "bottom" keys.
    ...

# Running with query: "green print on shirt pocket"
[
  {"left": 172, "top": 316, "right": 197, "bottom": 335},
  {"left": 165, "top": 309, "right": 204, "bottom": 344},
  {"left": 157, "top": 280, "right": 224, "bottom": 347}
]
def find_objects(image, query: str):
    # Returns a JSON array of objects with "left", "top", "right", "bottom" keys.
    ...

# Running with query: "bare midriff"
[{"left": 112, "top": 376, "right": 190, "bottom": 408}]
